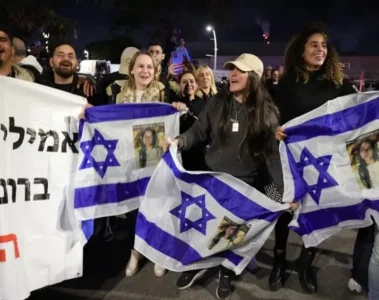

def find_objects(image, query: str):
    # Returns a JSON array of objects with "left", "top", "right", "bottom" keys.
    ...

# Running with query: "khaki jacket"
[
  {"left": 114, "top": 80, "right": 165, "bottom": 104},
  {"left": 12, "top": 64, "right": 34, "bottom": 82}
]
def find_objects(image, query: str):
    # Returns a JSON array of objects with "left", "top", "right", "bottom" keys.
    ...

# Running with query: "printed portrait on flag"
[
  {"left": 346, "top": 130, "right": 379, "bottom": 190},
  {"left": 133, "top": 123, "right": 165, "bottom": 169},
  {"left": 208, "top": 217, "right": 251, "bottom": 253}
]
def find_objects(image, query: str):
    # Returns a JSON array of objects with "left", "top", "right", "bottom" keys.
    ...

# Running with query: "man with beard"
[
  {"left": 41, "top": 43, "right": 85, "bottom": 97},
  {"left": 0, "top": 27, "right": 33, "bottom": 81}
]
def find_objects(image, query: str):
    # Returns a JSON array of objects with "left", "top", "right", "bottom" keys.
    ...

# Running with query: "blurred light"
[
  {"left": 206, "top": 26, "right": 213, "bottom": 32},
  {"left": 267, "top": 41, "right": 270, "bottom": 44},
  {"left": 263, "top": 34, "right": 266, "bottom": 37},
  {"left": 264, "top": 36, "right": 268, "bottom": 39}
]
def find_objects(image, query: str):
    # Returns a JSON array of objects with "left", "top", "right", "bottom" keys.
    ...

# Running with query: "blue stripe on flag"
[
  {"left": 81, "top": 219, "right": 94, "bottom": 240},
  {"left": 285, "top": 96, "right": 379, "bottom": 144},
  {"left": 290, "top": 199, "right": 379, "bottom": 236},
  {"left": 285, "top": 144, "right": 307, "bottom": 201},
  {"left": 84, "top": 103, "right": 177, "bottom": 124},
  {"left": 136, "top": 213, "right": 244, "bottom": 266},
  {"left": 74, "top": 177, "right": 150, "bottom": 208},
  {"left": 163, "top": 152, "right": 281, "bottom": 222}
]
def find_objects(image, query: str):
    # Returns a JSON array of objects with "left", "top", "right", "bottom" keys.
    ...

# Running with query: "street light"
[
  {"left": 206, "top": 25, "right": 218, "bottom": 73},
  {"left": 84, "top": 50, "right": 89, "bottom": 60}
]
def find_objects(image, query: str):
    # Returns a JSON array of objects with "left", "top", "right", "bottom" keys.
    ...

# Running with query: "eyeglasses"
[{"left": 54, "top": 52, "right": 76, "bottom": 60}]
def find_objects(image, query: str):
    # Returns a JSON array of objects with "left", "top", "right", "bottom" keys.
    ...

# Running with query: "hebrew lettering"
[
  {"left": 27, "top": 128, "right": 36, "bottom": 144},
  {"left": 1, "top": 123, "right": 7, "bottom": 141},
  {"left": 61, "top": 132, "right": 78, "bottom": 153},
  {"left": 17, "top": 178, "right": 30, "bottom": 201},
  {"left": 9, "top": 117, "right": 25, "bottom": 150},
  {"left": 7, "top": 179, "right": 16, "bottom": 203},
  {"left": 0, "top": 234, "right": 20, "bottom": 262},
  {"left": 33, "top": 178, "right": 50, "bottom": 201},
  {"left": 0, "top": 179, "right": 8, "bottom": 204}
]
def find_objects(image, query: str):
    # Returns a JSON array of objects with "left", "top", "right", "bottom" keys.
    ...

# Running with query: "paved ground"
[{"left": 29, "top": 229, "right": 367, "bottom": 300}]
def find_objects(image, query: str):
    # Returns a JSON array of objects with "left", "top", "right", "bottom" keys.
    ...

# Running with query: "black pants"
[
  {"left": 351, "top": 225, "right": 375, "bottom": 291},
  {"left": 274, "top": 211, "right": 293, "bottom": 250},
  {"left": 274, "top": 211, "right": 316, "bottom": 253}
]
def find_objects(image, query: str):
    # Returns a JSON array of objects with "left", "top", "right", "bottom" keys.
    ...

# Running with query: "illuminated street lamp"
[
  {"left": 84, "top": 50, "right": 89, "bottom": 60},
  {"left": 206, "top": 25, "right": 218, "bottom": 73}
]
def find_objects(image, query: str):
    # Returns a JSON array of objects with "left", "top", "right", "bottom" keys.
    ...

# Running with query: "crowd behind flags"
[{"left": 1, "top": 20, "right": 379, "bottom": 300}]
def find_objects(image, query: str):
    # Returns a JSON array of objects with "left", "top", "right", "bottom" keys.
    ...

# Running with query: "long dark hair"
[
  {"left": 139, "top": 128, "right": 158, "bottom": 168},
  {"left": 218, "top": 71, "right": 279, "bottom": 157},
  {"left": 351, "top": 138, "right": 379, "bottom": 189},
  {"left": 284, "top": 22, "right": 343, "bottom": 86}
]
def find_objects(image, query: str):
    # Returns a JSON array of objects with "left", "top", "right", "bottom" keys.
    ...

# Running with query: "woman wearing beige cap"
[{"left": 164, "top": 53, "right": 290, "bottom": 299}]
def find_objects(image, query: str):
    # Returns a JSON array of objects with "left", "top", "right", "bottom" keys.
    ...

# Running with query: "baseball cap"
[
  {"left": 224, "top": 54, "right": 264, "bottom": 78},
  {"left": 119, "top": 47, "right": 139, "bottom": 75}
]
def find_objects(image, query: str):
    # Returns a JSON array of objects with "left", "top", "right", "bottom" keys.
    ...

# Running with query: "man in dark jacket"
[{"left": 40, "top": 42, "right": 98, "bottom": 104}]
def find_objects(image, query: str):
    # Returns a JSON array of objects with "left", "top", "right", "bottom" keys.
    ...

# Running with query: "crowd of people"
[{"left": 0, "top": 21, "right": 378, "bottom": 300}]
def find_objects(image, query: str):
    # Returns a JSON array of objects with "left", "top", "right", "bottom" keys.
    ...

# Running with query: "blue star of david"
[
  {"left": 296, "top": 147, "right": 338, "bottom": 205},
  {"left": 170, "top": 191, "right": 216, "bottom": 235},
  {"left": 79, "top": 129, "right": 120, "bottom": 178}
]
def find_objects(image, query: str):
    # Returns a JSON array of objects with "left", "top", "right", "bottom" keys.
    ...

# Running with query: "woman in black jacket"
[
  {"left": 167, "top": 53, "right": 287, "bottom": 300},
  {"left": 270, "top": 22, "right": 356, "bottom": 294},
  {"left": 172, "top": 71, "right": 207, "bottom": 171}
]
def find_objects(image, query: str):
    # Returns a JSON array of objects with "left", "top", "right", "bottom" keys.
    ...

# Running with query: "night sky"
[{"left": 58, "top": 0, "right": 379, "bottom": 55}]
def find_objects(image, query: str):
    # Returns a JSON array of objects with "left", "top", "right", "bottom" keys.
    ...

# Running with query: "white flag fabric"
[
  {"left": 135, "top": 145, "right": 289, "bottom": 275},
  {"left": 74, "top": 103, "right": 180, "bottom": 220},
  {"left": 280, "top": 92, "right": 379, "bottom": 247},
  {"left": 0, "top": 77, "right": 86, "bottom": 300}
]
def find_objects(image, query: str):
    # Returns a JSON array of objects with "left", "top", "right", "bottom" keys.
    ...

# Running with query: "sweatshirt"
[
  {"left": 276, "top": 70, "right": 357, "bottom": 125},
  {"left": 177, "top": 92, "right": 284, "bottom": 195}
]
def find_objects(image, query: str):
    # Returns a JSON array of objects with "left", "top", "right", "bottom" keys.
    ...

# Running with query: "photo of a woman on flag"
[
  {"left": 351, "top": 137, "right": 379, "bottom": 189},
  {"left": 135, "top": 127, "right": 163, "bottom": 168}
]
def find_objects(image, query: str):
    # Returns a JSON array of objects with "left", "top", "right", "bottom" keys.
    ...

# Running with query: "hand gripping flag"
[
  {"left": 280, "top": 92, "right": 379, "bottom": 247},
  {"left": 74, "top": 103, "right": 180, "bottom": 221},
  {"left": 134, "top": 145, "right": 289, "bottom": 275}
]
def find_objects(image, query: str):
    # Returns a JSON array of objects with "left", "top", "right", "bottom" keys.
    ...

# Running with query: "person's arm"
[
  {"left": 341, "top": 78, "right": 358, "bottom": 96},
  {"left": 264, "top": 114, "right": 284, "bottom": 196},
  {"left": 184, "top": 48, "right": 191, "bottom": 61},
  {"left": 177, "top": 98, "right": 214, "bottom": 151}
]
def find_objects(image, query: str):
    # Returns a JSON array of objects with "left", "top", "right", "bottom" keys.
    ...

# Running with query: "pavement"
[{"left": 29, "top": 229, "right": 368, "bottom": 300}]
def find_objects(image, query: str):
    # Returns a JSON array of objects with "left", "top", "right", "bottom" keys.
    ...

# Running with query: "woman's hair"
[
  {"left": 218, "top": 71, "right": 279, "bottom": 157},
  {"left": 351, "top": 138, "right": 379, "bottom": 189},
  {"left": 283, "top": 22, "right": 343, "bottom": 86},
  {"left": 127, "top": 51, "right": 158, "bottom": 90},
  {"left": 179, "top": 70, "right": 197, "bottom": 84},
  {"left": 196, "top": 65, "right": 218, "bottom": 95},
  {"left": 182, "top": 57, "right": 196, "bottom": 73},
  {"left": 138, "top": 128, "right": 158, "bottom": 168}
]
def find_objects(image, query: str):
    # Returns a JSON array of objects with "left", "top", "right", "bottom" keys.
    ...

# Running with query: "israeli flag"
[
  {"left": 281, "top": 92, "right": 379, "bottom": 247},
  {"left": 134, "top": 145, "right": 289, "bottom": 275},
  {"left": 74, "top": 103, "right": 180, "bottom": 220}
]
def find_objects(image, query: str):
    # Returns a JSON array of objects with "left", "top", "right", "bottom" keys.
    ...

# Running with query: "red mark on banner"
[{"left": 0, "top": 234, "right": 20, "bottom": 262}]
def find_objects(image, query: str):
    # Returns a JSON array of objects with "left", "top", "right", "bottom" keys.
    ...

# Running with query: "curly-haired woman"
[{"left": 271, "top": 22, "right": 356, "bottom": 294}]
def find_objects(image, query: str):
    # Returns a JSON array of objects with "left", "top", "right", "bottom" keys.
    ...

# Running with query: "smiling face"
[
  {"left": 229, "top": 67, "right": 249, "bottom": 94},
  {"left": 0, "top": 31, "right": 14, "bottom": 68},
  {"left": 197, "top": 67, "right": 212, "bottom": 90},
  {"left": 303, "top": 33, "right": 328, "bottom": 71},
  {"left": 50, "top": 44, "right": 78, "bottom": 78},
  {"left": 180, "top": 73, "right": 198, "bottom": 97},
  {"left": 131, "top": 54, "right": 155, "bottom": 89}
]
